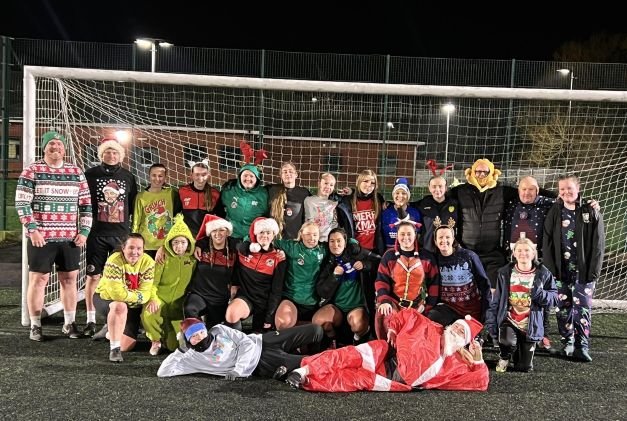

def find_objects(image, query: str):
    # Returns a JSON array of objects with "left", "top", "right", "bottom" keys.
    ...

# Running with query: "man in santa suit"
[{"left": 285, "top": 309, "right": 489, "bottom": 392}]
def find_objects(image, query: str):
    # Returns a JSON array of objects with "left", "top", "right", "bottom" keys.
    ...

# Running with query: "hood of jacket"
[{"left": 164, "top": 214, "right": 195, "bottom": 257}]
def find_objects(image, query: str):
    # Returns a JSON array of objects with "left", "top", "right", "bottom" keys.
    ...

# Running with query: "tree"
[{"left": 553, "top": 33, "right": 627, "bottom": 63}]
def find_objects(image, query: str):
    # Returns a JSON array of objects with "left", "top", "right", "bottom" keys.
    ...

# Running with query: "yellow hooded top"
[{"left": 464, "top": 158, "right": 501, "bottom": 192}]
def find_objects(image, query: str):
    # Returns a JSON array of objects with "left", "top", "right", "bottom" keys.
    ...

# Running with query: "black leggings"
[
  {"left": 255, "top": 324, "right": 324, "bottom": 378},
  {"left": 183, "top": 292, "right": 228, "bottom": 330},
  {"left": 498, "top": 320, "right": 536, "bottom": 371}
]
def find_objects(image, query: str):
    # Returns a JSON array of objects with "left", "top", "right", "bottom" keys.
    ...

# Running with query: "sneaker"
[
  {"left": 149, "top": 341, "right": 162, "bottom": 356},
  {"left": 285, "top": 371, "right": 305, "bottom": 389},
  {"left": 29, "top": 325, "right": 43, "bottom": 342},
  {"left": 62, "top": 322, "right": 81, "bottom": 339},
  {"left": 572, "top": 348, "right": 592, "bottom": 362},
  {"left": 83, "top": 322, "right": 97, "bottom": 337},
  {"left": 92, "top": 324, "right": 109, "bottom": 341},
  {"left": 561, "top": 342, "right": 575, "bottom": 357},
  {"left": 272, "top": 365, "right": 288, "bottom": 381},
  {"left": 496, "top": 358, "right": 509, "bottom": 373},
  {"left": 109, "top": 347, "right": 123, "bottom": 363}
]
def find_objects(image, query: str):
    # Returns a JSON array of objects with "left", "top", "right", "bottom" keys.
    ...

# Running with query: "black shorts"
[
  {"left": 86, "top": 236, "right": 124, "bottom": 276},
  {"left": 282, "top": 297, "right": 317, "bottom": 322},
  {"left": 93, "top": 293, "right": 142, "bottom": 340},
  {"left": 234, "top": 293, "right": 268, "bottom": 329},
  {"left": 28, "top": 240, "right": 80, "bottom": 273}
]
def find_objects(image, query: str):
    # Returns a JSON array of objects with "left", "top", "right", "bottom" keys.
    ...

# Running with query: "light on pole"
[
  {"left": 135, "top": 38, "right": 173, "bottom": 72},
  {"left": 441, "top": 103, "right": 455, "bottom": 167},
  {"left": 557, "top": 68, "right": 575, "bottom": 115}
]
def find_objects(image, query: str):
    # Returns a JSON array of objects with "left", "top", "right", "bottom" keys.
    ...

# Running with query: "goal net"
[{"left": 21, "top": 66, "right": 627, "bottom": 324}]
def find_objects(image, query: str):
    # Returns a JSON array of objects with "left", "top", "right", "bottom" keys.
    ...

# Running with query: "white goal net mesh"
[{"left": 21, "top": 68, "right": 627, "bottom": 323}]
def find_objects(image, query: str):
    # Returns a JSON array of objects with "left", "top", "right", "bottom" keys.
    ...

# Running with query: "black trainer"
[
  {"left": 285, "top": 372, "right": 304, "bottom": 389},
  {"left": 272, "top": 366, "right": 288, "bottom": 381},
  {"left": 83, "top": 322, "right": 97, "bottom": 337},
  {"left": 62, "top": 322, "right": 81, "bottom": 339}
]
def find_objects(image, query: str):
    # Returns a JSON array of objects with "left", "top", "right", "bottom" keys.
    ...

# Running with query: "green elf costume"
[{"left": 142, "top": 214, "right": 197, "bottom": 352}]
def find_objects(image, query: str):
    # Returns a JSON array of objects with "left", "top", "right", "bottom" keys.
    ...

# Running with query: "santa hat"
[
  {"left": 453, "top": 315, "right": 484, "bottom": 345},
  {"left": 41, "top": 131, "right": 67, "bottom": 150},
  {"left": 98, "top": 137, "right": 126, "bottom": 162},
  {"left": 248, "top": 217, "right": 279, "bottom": 252},
  {"left": 392, "top": 177, "right": 411, "bottom": 198},
  {"left": 180, "top": 318, "right": 207, "bottom": 341},
  {"left": 195, "top": 214, "right": 233, "bottom": 241},
  {"left": 102, "top": 181, "right": 125, "bottom": 195}
]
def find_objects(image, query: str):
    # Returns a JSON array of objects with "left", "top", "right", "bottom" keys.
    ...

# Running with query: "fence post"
[
  {"left": 380, "top": 54, "right": 391, "bottom": 190},
  {"left": 505, "top": 58, "right": 516, "bottom": 173},
  {"left": 0, "top": 36, "right": 12, "bottom": 231},
  {"left": 257, "top": 49, "right": 265, "bottom": 148}
]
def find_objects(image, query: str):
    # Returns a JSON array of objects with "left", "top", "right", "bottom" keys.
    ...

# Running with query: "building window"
[
  {"left": 378, "top": 154, "right": 397, "bottom": 176},
  {"left": 8, "top": 139, "right": 20, "bottom": 160},
  {"left": 219, "top": 145, "right": 240, "bottom": 171},
  {"left": 322, "top": 154, "right": 341, "bottom": 173},
  {"left": 134, "top": 146, "right": 160, "bottom": 167},
  {"left": 183, "top": 144, "right": 207, "bottom": 166}
]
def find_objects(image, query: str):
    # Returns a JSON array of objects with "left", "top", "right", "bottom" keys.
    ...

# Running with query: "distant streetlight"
[
  {"left": 135, "top": 38, "right": 173, "bottom": 72},
  {"left": 557, "top": 68, "right": 576, "bottom": 115},
  {"left": 441, "top": 103, "right": 455, "bottom": 166}
]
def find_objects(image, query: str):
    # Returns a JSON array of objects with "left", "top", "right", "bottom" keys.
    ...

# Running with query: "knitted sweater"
[
  {"left": 132, "top": 187, "right": 179, "bottom": 251},
  {"left": 15, "top": 160, "right": 92, "bottom": 241},
  {"left": 95, "top": 252, "right": 155, "bottom": 307}
]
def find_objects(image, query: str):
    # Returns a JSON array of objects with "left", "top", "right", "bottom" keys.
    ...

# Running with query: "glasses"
[{"left": 474, "top": 170, "right": 490, "bottom": 176}]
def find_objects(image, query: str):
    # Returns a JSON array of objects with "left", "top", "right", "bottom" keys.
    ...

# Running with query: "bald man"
[{"left": 503, "top": 176, "right": 555, "bottom": 258}]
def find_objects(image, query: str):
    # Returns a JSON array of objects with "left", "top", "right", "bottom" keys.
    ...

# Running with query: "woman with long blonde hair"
[
  {"left": 267, "top": 162, "right": 311, "bottom": 239},
  {"left": 336, "top": 169, "right": 385, "bottom": 327}
]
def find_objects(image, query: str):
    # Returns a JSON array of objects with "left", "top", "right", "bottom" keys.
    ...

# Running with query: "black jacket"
[{"left": 542, "top": 198, "right": 605, "bottom": 283}]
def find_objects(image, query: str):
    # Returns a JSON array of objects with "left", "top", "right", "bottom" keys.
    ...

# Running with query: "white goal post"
[{"left": 21, "top": 65, "right": 627, "bottom": 325}]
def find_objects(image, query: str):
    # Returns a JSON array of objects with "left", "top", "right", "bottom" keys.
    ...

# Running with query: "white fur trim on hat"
[
  {"left": 392, "top": 183, "right": 411, "bottom": 197},
  {"left": 253, "top": 218, "right": 280, "bottom": 236},
  {"left": 204, "top": 216, "right": 233, "bottom": 236},
  {"left": 98, "top": 138, "right": 126, "bottom": 162},
  {"left": 454, "top": 319, "right": 472, "bottom": 345}
]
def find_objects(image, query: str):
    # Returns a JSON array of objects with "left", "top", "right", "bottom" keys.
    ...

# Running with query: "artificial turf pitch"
[{"left": 0, "top": 287, "right": 625, "bottom": 420}]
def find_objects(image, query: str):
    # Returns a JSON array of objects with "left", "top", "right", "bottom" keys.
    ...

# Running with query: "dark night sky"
[{"left": 3, "top": 1, "right": 625, "bottom": 60}]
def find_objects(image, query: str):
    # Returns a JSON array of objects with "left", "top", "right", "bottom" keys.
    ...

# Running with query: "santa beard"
[{"left": 442, "top": 326, "right": 467, "bottom": 357}]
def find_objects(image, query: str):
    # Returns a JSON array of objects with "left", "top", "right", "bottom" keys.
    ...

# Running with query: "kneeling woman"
[
  {"left": 94, "top": 233, "right": 155, "bottom": 362},
  {"left": 225, "top": 217, "right": 287, "bottom": 331},
  {"left": 184, "top": 214, "right": 237, "bottom": 329},
  {"left": 486, "top": 238, "right": 559, "bottom": 373},
  {"left": 374, "top": 221, "right": 439, "bottom": 339},
  {"left": 313, "top": 228, "right": 371, "bottom": 345}
]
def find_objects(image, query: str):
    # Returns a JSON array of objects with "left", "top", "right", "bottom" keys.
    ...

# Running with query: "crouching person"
[
  {"left": 157, "top": 318, "right": 324, "bottom": 380},
  {"left": 486, "top": 238, "right": 559, "bottom": 373},
  {"left": 94, "top": 233, "right": 155, "bottom": 362},
  {"left": 142, "top": 215, "right": 196, "bottom": 356}
]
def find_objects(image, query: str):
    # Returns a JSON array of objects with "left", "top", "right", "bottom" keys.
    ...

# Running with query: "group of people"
[{"left": 16, "top": 130, "right": 604, "bottom": 392}]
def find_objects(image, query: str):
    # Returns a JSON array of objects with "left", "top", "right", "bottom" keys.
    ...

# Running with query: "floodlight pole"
[
  {"left": 135, "top": 38, "right": 172, "bottom": 73},
  {"left": 441, "top": 103, "right": 455, "bottom": 167}
]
